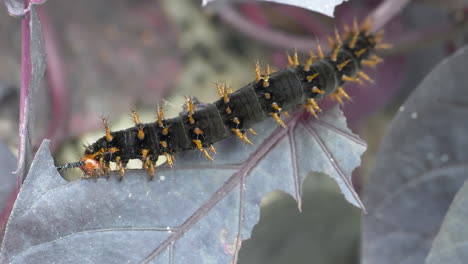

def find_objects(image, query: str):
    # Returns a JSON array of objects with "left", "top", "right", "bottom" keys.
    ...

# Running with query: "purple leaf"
[
  {"left": 202, "top": 0, "right": 346, "bottom": 17},
  {"left": 425, "top": 179, "right": 468, "bottom": 264},
  {"left": 1, "top": 106, "right": 365, "bottom": 263},
  {"left": 16, "top": 4, "right": 46, "bottom": 183},
  {"left": 362, "top": 45, "right": 468, "bottom": 264}
]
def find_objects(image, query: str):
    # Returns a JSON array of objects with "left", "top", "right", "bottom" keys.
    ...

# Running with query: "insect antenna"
[{"left": 56, "top": 161, "right": 85, "bottom": 172}]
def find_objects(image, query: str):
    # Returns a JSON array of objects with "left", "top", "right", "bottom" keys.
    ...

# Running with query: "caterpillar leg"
[
  {"left": 142, "top": 156, "right": 157, "bottom": 180},
  {"left": 163, "top": 152, "right": 174, "bottom": 168},
  {"left": 270, "top": 112, "right": 287, "bottom": 128},
  {"left": 209, "top": 145, "right": 217, "bottom": 154},
  {"left": 192, "top": 139, "right": 214, "bottom": 161},
  {"left": 99, "top": 157, "right": 111, "bottom": 178},
  {"left": 232, "top": 128, "right": 253, "bottom": 145},
  {"left": 115, "top": 156, "right": 126, "bottom": 181},
  {"left": 304, "top": 98, "right": 322, "bottom": 119},
  {"left": 140, "top": 149, "right": 156, "bottom": 180},
  {"left": 249, "top": 128, "right": 257, "bottom": 135}
]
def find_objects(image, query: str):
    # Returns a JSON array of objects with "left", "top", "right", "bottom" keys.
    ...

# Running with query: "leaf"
[
  {"left": 425, "top": 179, "right": 468, "bottom": 264},
  {"left": 30, "top": 0, "right": 47, "bottom": 5},
  {"left": 0, "top": 141, "right": 17, "bottom": 214},
  {"left": 0, "top": 2, "right": 47, "bottom": 247},
  {"left": 202, "top": 0, "right": 347, "bottom": 17},
  {"left": 0, "top": 141, "right": 17, "bottom": 209},
  {"left": 1, "top": 106, "right": 366, "bottom": 263},
  {"left": 17, "top": 4, "right": 46, "bottom": 183},
  {"left": 3, "top": 0, "right": 25, "bottom": 17},
  {"left": 362, "top": 45, "right": 468, "bottom": 264},
  {"left": 2, "top": 0, "right": 48, "bottom": 16},
  {"left": 0, "top": 141, "right": 18, "bottom": 246},
  {"left": 238, "top": 172, "right": 360, "bottom": 264}
]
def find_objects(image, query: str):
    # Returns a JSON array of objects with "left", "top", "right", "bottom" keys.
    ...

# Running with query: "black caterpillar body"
[{"left": 58, "top": 20, "right": 387, "bottom": 180}]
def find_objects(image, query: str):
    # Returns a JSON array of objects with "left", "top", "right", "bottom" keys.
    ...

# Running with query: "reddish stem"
[{"left": 17, "top": 0, "right": 31, "bottom": 183}]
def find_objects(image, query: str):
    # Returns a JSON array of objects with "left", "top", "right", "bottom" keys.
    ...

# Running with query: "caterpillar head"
[
  {"left": 78, "top": 156, "right": 105, "bottom": 177},
  {"left": 57, "top": 155, "right": 104, "bottom": 178}
]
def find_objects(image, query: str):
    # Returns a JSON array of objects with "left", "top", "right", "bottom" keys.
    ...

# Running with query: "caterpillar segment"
[
  {"left": 58, "top": 19, "right": 386, "bottom": 179},
  {"left": 216, "top": 82, "right": 254, "bottom": 145}
]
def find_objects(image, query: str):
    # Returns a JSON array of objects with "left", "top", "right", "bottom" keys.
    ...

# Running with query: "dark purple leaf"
[
  {"left": 16, "top": 4, "right": 46, "bottom": 183},
  {"left": 425, "top": 179, "right": 468, "bottom": 264},
  {"left": 362, "top": 45, "right": 468, "bottom": 264},
  {"left": 1, "top": 106, "right": 365, "bottom": 263}
]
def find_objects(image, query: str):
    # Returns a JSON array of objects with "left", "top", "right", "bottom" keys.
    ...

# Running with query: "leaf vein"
[{"left": 140, "top": 115, "right": 302, "bottom": 263}]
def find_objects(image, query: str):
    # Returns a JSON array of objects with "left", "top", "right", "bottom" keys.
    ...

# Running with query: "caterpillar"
[{"left": 57, "top": 18, "right": 390, "bottom": 180}]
